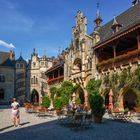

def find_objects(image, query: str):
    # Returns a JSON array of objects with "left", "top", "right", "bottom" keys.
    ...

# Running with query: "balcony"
[
  {"left": 97, "top": 49, "right": 140, "bottom": 72},
  {"left": 48, "top": 76, "right": 64, "bottom": 85}
]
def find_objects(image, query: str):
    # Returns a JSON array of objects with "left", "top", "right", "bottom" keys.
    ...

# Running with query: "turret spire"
[{"left": 94, "top": 3, "right": 103, "bottom": 31}]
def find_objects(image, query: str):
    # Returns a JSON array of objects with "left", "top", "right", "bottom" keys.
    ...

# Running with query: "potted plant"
[
  {"left": 91, "top": 94, "right": 105, "bottom": 123},
  {"left": 41, "top": 96, "right": 50, "bottom": 109},
  {"left": 53, "top": 97, "right": 63, "bottom": 115}
]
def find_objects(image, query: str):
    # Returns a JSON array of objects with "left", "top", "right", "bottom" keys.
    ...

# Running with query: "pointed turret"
[
  {"left": 111, "top": 16, "right": 122, "bottom": 33},
  {"left": 94, "top": 3, "right": 103, "bottom": 31}
]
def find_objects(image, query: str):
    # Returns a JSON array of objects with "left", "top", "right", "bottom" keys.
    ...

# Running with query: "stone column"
[
  {"left": 84, "top": 89, "right": 88, "bottom": 107},
  {"left": 81, "top": 42, "right": 86, "bottom": 78},
  {"left": 113, "top": 45, "right": 116, "bottom": 58},
  {"left": 95, "top": 50, "right": 99, "bottom": 64},
  {"left": 72, "top": 92, "right": 76, "bottom": 106}
]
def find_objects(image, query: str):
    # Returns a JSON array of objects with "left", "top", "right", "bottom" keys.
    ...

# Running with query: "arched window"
[
  {"left": 0, "top": 89, "right": 4, "bottom": 99},
  {"left": 20, "top": 63, "right": 24, "bottom": 68},
  {"left": 35, "top": 78, "right": 38, "bottom": 84},
  {"left": 75, "top": 39, "right": 79, "bottom": 50},
  {"left": 31, "top": 76, "right": 38, "bottom": 85},
  {"left": 33, "top": 62, "right": 36, "bottom": 67}
]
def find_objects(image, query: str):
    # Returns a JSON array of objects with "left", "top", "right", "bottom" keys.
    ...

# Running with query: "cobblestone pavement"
[{"left": 0, "top": 106, "right": 140, "bottom": 140}]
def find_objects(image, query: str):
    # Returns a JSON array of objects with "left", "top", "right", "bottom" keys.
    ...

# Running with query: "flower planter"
[{"left": 56, "top": 109, "right": 62, "bottom": 116}]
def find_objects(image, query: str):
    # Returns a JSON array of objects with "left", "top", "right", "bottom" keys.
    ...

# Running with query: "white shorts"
[{"left": 12, "top": 109, "right": 20, "bottom": 118}]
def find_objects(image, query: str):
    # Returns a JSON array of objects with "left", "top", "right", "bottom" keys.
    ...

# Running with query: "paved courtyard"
[{"left": 0, "top": 106, "right": 140, "bottom": 140}]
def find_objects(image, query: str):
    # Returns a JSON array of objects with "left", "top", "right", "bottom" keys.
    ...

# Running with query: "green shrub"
[
  {"left": 136, "top": 102, "right": 140, "bottom": 107},
  {"left": 91, "top": 94, "right": 105, "bottom": 117},
  {"left": 62, "top": 96, "right": 69, "bottom": 106},
  {"left": 41, "top": 96, "right": 50, "bottom": 108},
  {"left": 86, "top": 79, "right": 101, "bottom": 97},
  {"left": 76, "top": 98, "right": 81, "bottom": 105},
  {"left": 53, "top": 97, "right": 63, "bottom": 110}
]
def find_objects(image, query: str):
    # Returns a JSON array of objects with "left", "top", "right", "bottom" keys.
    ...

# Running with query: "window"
[
  {"left": 0, "top": 75, "right": 5, "bottom": 82},
  {"left": 31, "top": 76, "right": 38, "bottom": 85},
  {"left": 17, "top": 73, "right": 24, "bottom": 79},
  {"left": 41, "top": 62, "right": 44, "bottom": 66},
  {"left": 0, "top": 89, "right": 4, "bottom": 99},
  {"left": 20, "top": 63, "right": 24, "bottom": 68},
  {"left": 35, "top": 78, "right": 38, "bottom": 84},
  {"left": 16, "top": 63, "right": 20, "bottom": 68},
  {"left": 33, "top": 62, "right": 36, "bottom": 67}
]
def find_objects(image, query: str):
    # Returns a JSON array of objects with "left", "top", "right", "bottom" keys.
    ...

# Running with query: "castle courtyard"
[{"left": 0, "top": 107, "right": 140, "bottom": 140}]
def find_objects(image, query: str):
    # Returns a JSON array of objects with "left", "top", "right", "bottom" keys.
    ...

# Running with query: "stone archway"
[
  {"left": 31, "top": 89, "right": 39, "bottom": 103},
  {"left": 75, "top": 86, "right": 85, "bottom": 104},
  {"left": 118, "top": 87, "right": 138, "bottom": 110},
  {"left": 102, "top": 88, "right": 110, "bottom": 109},
  {"left": 123, "top": 89, "right": 137, "bottom": 110}
]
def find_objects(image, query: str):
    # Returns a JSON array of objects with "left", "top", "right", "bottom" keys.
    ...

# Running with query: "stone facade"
[
  {"left": 0, "top": 51, "right": 16, "bottom": 104},
  {"left": 27, "top": 49, "right": 52, "bottom": 104},
  {"left": 64, "top": 10, "right": 94, "bottom": 106},
  {"left": 64, "top": 3, "right": 140, "bottom": 110},
  {"left": 15, "top": 56, "right": 27, "bottom": 104}
]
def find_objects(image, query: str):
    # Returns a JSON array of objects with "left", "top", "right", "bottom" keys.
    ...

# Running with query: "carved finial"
[
  {"left": 112, "top": 16, "right": 118, "bottom": 25},
  {"left": 111, "top": 15, "right": 122, "bottom": 33}
]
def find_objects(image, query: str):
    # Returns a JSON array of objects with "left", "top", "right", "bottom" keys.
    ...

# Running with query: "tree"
[
  {"left": 86, "top": 79, "right": 102, "bottom": 106},
  {"left": 50, "top": 87, "right": 58, "bottom": 100},
  {"left": 86, "top": 79, "right": 102, "bottom": 97},
  {"left": 41, "top": 96, "right": 50, "bottom": 108}
]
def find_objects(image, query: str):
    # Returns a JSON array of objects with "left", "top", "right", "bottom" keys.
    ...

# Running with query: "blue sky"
[{"left": 0, "top": 0, "right": 132, "bottom": 60}]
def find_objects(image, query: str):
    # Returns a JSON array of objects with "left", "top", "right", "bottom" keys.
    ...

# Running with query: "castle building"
[
  {"left": 64, "top": 10, "right": 93, "bottom": 106},
  {"left": 0, "top": 50, "right": 27, "bottom": 105},
  {"left": 27, "top": 49, "right": 52, "bottom": 104},
  {"left": 92, "top": 2, "right": 140, "bottom": 110},
  {"left": 45, "top": 55, "right": 64, "bottom": 95},
  {"left": 64, "top": 1, "right": 140, "bottom": 110}
]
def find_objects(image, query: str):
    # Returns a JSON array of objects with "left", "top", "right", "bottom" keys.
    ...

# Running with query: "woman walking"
[{"left": 11, "top": 98, "right": 20, "bottom": 127}]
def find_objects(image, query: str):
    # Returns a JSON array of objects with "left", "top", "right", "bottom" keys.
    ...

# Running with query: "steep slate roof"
[
  {"left": 0, "top": 51, "right": 9, "bottom": 64},
  {"left": 16, "top": 56, "right": 27, "bottom": 64},
  {"left": 0, "top": 58, "right": 15, "bottom": 67},
  {"left": 92, "top": 3, "right": 140, "bottom": 47}
]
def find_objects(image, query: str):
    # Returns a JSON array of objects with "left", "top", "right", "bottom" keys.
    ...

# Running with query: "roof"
[
  {"left": 46, "top": 60, "right": 64, "bottom": 74},
  {"left": 16, "top": 56, "right": 27, "bottom": 64},
  {"left": 0, "top": 58, "right": 15, "bottom": 67},
  {"left": 0, "top": 51, "right": 9, "bottom": 64},
  {"left": 92, "top": 3, "right": 140, "bottom": 47}
]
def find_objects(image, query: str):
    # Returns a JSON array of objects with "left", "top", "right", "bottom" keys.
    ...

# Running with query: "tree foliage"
[
  {"left": 86, "top": 79, "right": 102, "bottom": 97},
  {"left": 50, "top": 87, "right": 57, "bottom": 100},
  {"left": 41, "top": 96, "right": 51, "bottom": 108}
]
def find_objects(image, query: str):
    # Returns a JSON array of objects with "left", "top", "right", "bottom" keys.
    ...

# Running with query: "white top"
[{"left": 11, "top": 102, "right": 20, "bottom": 110}]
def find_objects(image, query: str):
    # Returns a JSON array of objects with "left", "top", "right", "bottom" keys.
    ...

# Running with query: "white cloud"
[{"left": 0, "top": 40, "right": 15, "bottom": 49}]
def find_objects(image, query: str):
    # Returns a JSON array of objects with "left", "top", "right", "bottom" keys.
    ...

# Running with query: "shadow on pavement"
[
  {"left": 0, "top": 118, "right": 140, "bottom": 140},
  {"left": 0, "top": 122, "right": 30, "bottom": 132}
]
